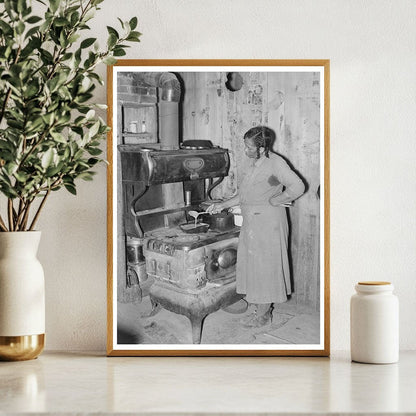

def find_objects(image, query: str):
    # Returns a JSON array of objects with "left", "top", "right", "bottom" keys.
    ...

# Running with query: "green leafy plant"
[{"left": 0, "top": 0, "right": 140, "bottom": 231}]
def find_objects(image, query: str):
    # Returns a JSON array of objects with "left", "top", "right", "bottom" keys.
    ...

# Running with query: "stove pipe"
[
  {"left": 142, "top": 72, "right": 181, "bottom": 150},
  {"left": 142, "top": 72, "right": 183, "bottom": 225}
]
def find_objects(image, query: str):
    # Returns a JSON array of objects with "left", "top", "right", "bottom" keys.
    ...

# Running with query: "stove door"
[{"left": 205, "top": 238, "right": 238, "bottom": 284}]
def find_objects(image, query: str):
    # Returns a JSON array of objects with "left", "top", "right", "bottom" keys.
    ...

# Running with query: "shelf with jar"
[{"left": 121, "top": 103, "right": 157, "bottom": 144}]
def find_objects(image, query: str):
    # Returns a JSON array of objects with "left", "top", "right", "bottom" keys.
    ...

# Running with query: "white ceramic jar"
[{"left": 350, "top": 281, "right": 399, "bottom": 364}]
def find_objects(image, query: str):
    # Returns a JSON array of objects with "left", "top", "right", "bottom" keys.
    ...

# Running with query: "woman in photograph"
[{"left": 207, "top": 126, "right": 305, "bottom": 327}]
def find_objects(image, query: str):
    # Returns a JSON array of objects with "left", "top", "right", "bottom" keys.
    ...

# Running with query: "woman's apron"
[{"left": 236, "top": 156, "right": 292, "bottom": 304}]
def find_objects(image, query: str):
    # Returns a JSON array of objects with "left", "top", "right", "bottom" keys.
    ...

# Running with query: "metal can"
[
  {"left": 126, "top": 238, "right": 144, "bottom": 264},
  {"left": 185, "top": 190, "right": 192, "bottom": 206}
]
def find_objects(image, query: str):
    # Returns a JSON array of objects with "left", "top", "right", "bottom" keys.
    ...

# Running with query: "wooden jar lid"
[{"left": 358, "top": 281, "right": 391, "bottom": 285}]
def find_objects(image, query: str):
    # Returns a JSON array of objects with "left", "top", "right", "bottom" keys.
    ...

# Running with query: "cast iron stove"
[{"left": 143, "top": 225, "right": 242, "bottom": 343}]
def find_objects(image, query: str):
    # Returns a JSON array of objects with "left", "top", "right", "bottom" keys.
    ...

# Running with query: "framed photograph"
[{"left": 107, "top": 60, "right": 330, "bottom": 356}]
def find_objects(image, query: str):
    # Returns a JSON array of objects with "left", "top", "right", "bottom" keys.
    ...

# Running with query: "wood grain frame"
[{"left": 107, "top": 60, "right": 330, "bottom": 356}]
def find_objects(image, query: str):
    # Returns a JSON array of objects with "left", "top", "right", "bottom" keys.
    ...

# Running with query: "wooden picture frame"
[{"left": 107, "top": 60, "right": 330, "bottom": 356}]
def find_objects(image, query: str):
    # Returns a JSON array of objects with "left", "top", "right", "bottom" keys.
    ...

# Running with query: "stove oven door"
[{"left": 205, "top": 237, "right": 238, "bottom": 284}]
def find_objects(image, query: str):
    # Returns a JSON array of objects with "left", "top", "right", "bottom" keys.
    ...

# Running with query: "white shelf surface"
[{"left": 1, "top": 351, "right": 415, "bottom": 415}]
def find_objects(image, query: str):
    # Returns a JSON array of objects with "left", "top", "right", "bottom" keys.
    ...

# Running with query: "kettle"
[{"left": 201, "top": 210, "right": 235, "bottom": 231}]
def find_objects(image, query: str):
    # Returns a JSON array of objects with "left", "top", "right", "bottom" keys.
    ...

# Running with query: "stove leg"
[
  {"left": 141, "top": 298, "right": 162, "bottom": 318},
  {"left": 190, "top": 315, "right": 206, "bottom": 344}
]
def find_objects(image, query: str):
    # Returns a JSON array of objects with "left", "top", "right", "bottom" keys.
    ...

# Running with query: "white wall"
[{"left": 37, "top": 0, "right": 416, "bottom": 351}]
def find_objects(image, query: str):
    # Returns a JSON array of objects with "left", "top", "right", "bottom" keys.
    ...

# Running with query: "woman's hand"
[
  {"left": 269, "top": 192, "right": 293, "bottom": 207},
  {"left": 206, "top": 202, "right": 224, "bottom": 214}
]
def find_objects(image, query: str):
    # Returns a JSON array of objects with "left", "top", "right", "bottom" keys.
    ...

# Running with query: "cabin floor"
[{"left": 117, "top": 295, "right": 320, "bottom": 345}]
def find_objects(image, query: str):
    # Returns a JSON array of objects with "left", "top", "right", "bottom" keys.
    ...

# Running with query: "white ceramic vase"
[{"left": 0, "top": 231, "right": 45, "bottom": 361}]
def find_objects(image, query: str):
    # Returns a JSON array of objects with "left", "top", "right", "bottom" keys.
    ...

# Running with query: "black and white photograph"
[{"left": 108, "top": 61, "right": 329, "bottom": 355}]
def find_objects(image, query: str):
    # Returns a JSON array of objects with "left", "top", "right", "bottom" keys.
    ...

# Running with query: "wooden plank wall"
[{"left": 180, "top": 72, "right": 321, "bottom": 310}]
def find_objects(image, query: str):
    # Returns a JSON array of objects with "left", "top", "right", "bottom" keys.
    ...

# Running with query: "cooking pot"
[{"left": 201, "top": 211, "right": 235, "bottom": 231}]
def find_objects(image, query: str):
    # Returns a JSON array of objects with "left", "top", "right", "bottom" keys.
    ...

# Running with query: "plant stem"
[
  {"left": 7, "top": 199, "right": 14, "bottom": 231},
  {"left": 15, "top": 199, "right": 28, "bottom": 231},
  {"left": 0, "top": 214, "right": 8, "bottom": 231},
  {"left": 20, "top": 174, "right": 63, "bottom": 230},
  {"left": 29, "top": 190, "right": 50, "bottom": 231},
  {"left": 12, "top": 204, "right": 17, "bottom": 224},
  {"left": 14, "top": 199, "right": 23, "bottom": 230},
  {"left": 18, "top": 121, "right": 58, "bottom": 169},
  {"left": 20, "top": 200, "right": 33, "bottom": 231}
]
